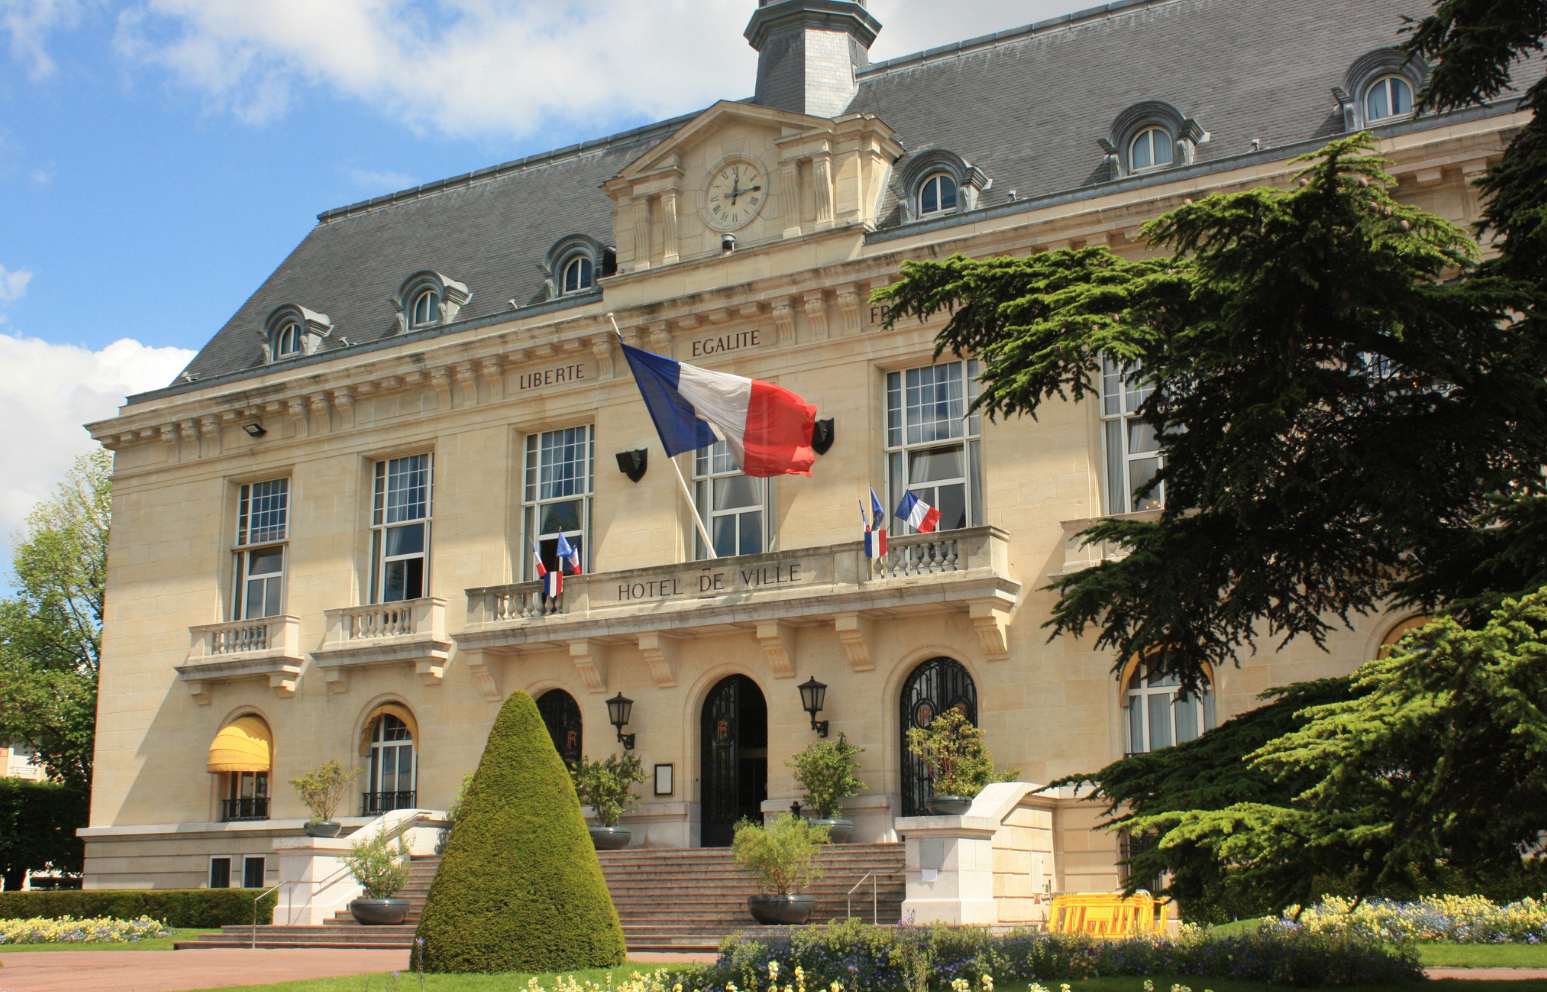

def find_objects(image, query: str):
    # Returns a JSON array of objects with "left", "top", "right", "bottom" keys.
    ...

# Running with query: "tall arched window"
[
  {"left": 560, "top": 254, "right": 594, "bottom": 295},
  {"left": 917, "top": 172, "right": 959, "bottom": 217},
  {"left": 208, "top": 715, "right": 272, "bottom": 823},
  {"left": 1123, "top": 659, "right": 1213, "bottom": 754},
  {"left": 1364, "top": 74, "right": 1414, "bottom": 123},
  {"left": 410, "top": 288, "right": 440, "bottom": 328},
  {"left": 364, "top": 712, "right": 416, "bottom": 814},
  {"left": 899, "top": 657, "right": 977, "bottom": 816},
  {"left": 537, "top": 689, "right": 583, "bottom": 766},
  {"left": 1129, "top": 126, "right": 1175, "bottom": 172},
  {"left": 274, "top": 321, "right": 302, "bottom": 358}
]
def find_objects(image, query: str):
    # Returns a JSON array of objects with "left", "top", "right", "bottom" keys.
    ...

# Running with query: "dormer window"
[
  {"left": 1364, "top": 74, "right": 1414, "bottom": 123},
  {"left": 1129, "top": 126, "right": 1175, "bottom": 172},
  {"left": 395, "top": 271, "right": 470, "bottom": 333},
  {"left": 410, "top": 288, "right": 440, "bottom": 328},
  {"left": 260, "top": 305, "right": 331, "bottom": 364},
  {"left": 560, "top": 254, "right": 594, "bottom": 295},
  {"left": 918, "top": 172, "right": 959, "bottom": 217}
]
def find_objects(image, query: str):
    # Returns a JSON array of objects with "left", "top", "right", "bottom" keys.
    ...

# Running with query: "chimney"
[{"left": 745, "top": 0, "right": 881, "bottom": 118}]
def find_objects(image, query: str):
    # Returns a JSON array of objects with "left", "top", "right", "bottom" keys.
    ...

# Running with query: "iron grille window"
[
  {"left": 899, "top": 658, "right": 978, "bottom": 817},
  {"left": 538, "top": 689, "right": 583, "bottom": 766},
  {"left": 220, "top": 771, "right": 269, "bottom": 822},
  {"left": 365, "top": 714, "right": 416, "bottom": 814}
]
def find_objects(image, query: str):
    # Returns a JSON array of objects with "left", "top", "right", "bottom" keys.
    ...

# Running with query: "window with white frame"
[
  {"left": 560, "top": 253, "right": 594, "bottom": 295},
  {"left": 917, "top": 171, "right": 959, "bottom": 217},
  {"left": 232, "top": 479, "right": 288, "bottom": 620},
  {"left": 370, "top": 454, "right": 432, "bottom": 603},
  {"left": 274, "top": 320, "right": 302, "bottom": 358},
  {"left": 885, "top": 360, "right": 982, "bottom": 535},
  {"left": 1101, "top": 356, "right": 1164, "bottom": 514},
  {"left": 410, "top": 288, "right": 440, "bottom": 328},
  {"left": 365, "top": 714, "right": 416, "bottom": 814},
  {"left": 1128, "top": 125, "right": 1175, "bottom": 172},
  {"left": 1364, "top": 74, "right": 1414, "bottom": 123},
  {"left": 1124, "top": 659, "right": 1214, "bottom": 753},
  {"left": 523, "top": 426, "right": 593, "bottom": 578},
  {"left": 693, "top": 439, "right": 770, "bottom": 559}
]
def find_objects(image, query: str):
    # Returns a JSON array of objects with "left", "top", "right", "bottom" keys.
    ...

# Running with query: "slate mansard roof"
[{"left": 161, "top": 0, "right": 1539, "bottom": 395}]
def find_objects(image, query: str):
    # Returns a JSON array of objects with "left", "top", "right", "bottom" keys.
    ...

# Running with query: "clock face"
[{"left": 704, "top": 159, "right": 768, "bottom": 232}]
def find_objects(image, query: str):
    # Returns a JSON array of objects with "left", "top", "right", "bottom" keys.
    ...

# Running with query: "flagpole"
[{"left": 610, "top": 313, "right": 719, "bottom": 560}]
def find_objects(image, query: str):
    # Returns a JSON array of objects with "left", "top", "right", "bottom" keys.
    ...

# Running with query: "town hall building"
[{"left": 82, "top": 0, "right": 1538, "bottom": 924}]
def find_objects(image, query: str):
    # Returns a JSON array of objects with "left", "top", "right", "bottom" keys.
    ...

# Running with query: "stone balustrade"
[
  {"left": 1052, "top": 510, "right": 1161, "bottom": 577},
  {"left": 313, "top": 597, "right": 451, "bottom": 691},
  {"left": 178, "top": 615, "right": 305, "bottom": 704}
]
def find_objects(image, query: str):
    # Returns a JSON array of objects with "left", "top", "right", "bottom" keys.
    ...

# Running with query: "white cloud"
[
  {"left": 342, "top": 164, "right": 418, "bottom": 195},
  {"left": 0, "top": 333, "right": 193, "bottom": 558},
  {"left": 29, "top": 165, "right": 55, "bottom": 187},
  {"left": 111, "top": 0, "right": 1086, "bottom": 141},
  {"left": 0, "top": 264, "right": 33, "bottom": 303},
  {"left": 2, "top": 0, "right": 91, "bottom": 80}
]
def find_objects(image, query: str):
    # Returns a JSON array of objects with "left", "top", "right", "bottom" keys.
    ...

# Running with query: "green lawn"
[
  {"left": 1416, "top": 942, "right": 1547, "bottom": 968},
  {"left": 0, "top": 927, "right": 220, "bottom": 952},
  {"left": 194, "top": 963, "right": 670, "bottom": 992}
]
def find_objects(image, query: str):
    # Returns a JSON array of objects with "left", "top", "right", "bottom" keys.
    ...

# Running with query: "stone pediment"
[{"left": 603, "top": 101, "right": 903, "bottom": 274}]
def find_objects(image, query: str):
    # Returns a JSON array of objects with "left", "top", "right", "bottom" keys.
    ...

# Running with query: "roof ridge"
[
  {"left": 857, "top": 0, "right": 1185, "bottom": 78},
  {"left": 315, "top": 108, "right": 705, "bottom": 225}
]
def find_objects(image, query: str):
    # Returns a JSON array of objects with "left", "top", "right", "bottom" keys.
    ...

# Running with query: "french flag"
[
  {"left": 864, "top": 488, "right": 888, "bottom": 558},
  {"left": 557, "top": 532, "right": 582, "bottom": 575},
  {"left": 621, "top": 342, "right": 817, "bottom": 477},
  {"left": 895, "top": 491, "right": 941, "bottom": 534},
  {"left": 533, "top": 541, "right": 562, "bottom": 598}
]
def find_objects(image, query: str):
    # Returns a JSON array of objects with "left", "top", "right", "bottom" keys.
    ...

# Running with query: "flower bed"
[
  {"left": 1284, "top": 894, "right": 1547, "bottom": 944},
  {"left": 0, "top": 916, "right": 169, "bottom": 945},
  {"left": 659, "top": 919, "right": 1420, "bottom": 990}
]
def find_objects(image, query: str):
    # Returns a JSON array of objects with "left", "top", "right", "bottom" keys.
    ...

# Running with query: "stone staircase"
[{"left": 176, "top": 842, "right": 905, "bottom": 954}]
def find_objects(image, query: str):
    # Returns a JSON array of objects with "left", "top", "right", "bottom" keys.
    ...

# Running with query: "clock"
[{"left": 703, "top": 159, "right": 769, "bottom": 232}]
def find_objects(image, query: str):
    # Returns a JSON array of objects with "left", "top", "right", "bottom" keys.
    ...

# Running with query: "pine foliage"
[{"left": 414, "top": 692, "right": 625, "bottom": 973}]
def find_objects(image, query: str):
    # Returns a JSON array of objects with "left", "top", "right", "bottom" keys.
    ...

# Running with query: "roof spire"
[{"left": 745, "top": 0, "right": 881, "bottom": 118}]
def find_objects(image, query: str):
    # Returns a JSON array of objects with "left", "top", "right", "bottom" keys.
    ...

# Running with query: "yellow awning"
[{"left": 207, "top": 716, "right": 272, "bottom": 773}]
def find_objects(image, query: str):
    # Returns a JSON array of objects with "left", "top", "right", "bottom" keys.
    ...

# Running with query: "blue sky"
[{"left": 0, "top": 0, "right": 1085, "bottom": 563}]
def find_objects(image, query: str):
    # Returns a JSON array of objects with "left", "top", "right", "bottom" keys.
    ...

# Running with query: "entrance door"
[
  {"left": 537, "top": 689, "right": 583, "bottom": 766},
  {"left": 700, "top": 674, "right": 768, "bottom": 847},
  {"left": 899, "top": 657, "right": 978, "bottom": 816}
]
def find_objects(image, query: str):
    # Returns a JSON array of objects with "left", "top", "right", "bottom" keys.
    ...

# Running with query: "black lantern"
[
  {"left": 606, "top": 692, "right": 636, "bottom": 750},
  {"left": 798, "top": 676, "right": 829, "bottom": 737}
]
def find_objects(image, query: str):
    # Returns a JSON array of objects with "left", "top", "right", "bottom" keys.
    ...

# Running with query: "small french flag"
[
  {"left": 895, "top": 491, "right": 941, "bottom": 534},
  {"left": 870, "top": 487, "right": 888, "bottom": 557},
  {"left": 533, "top": 541, "right": 562, "bottom": 599},
  {"left": 557, "top": 532, "right": 582, "bottom": 575}
]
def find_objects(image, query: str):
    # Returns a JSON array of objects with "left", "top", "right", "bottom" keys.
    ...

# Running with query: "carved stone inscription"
[{"left": 597, "top": 553, "right": 826, "bottom": 607}]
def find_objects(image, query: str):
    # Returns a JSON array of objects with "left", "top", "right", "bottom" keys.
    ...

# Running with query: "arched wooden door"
[
  {"left": 700, "top": 675, "right": 768, "bottom": 847},
  {"left": 899, "top": 657, "right": 978, "bottom": 816},
  {"left": 537, "top": 689, "right": 583, "bottom": 766}
]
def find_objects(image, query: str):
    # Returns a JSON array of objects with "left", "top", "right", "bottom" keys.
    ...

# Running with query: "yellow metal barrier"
[{"left": 1048, "top": 892, "right": 1166, "bottom": 938}]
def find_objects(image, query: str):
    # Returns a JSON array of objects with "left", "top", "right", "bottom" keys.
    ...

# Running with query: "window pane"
[
  {"left": 210, "top": 858, "right": 231, "bottom": 889},
  {"left": 1147, "top": 693, "right": 1173, "bottom": 750},
  {"left": 383, "top": 558, "right": 424, "bottom": 602},
  {"left": 1367, "top": 83, "right": 1390, "bottom": 120},
  {"left": 249, "top": 547, "right": 283, "bottom": 577},
  {"left": 1133, "top": 132, "right": 1152, "bottom": 169},
  {"left": 1128, "top": 701, "right": 1144, "bottom": 754},
  {"left": 243, "top": 480, "right": 288, "bottom": 544},
  {"left": 909, "top": 447, "right": 964, "bottom": 485},
  {"left": 740, "top": 511, "right": 764, "bottom": 555},
  {"left": 1203, "top": 690, "right": 1216, "bottom": 731},
  {"left": 539, "top": 499, "right": 582, "bottom": 535},
  {"left": 1153, "top": 133, "right": 1175, "bottom": 166},
  {"left": 886, "top": 372, "right": 902, "bottom": 447},
  {"left": 1127, "top": 419, "right": 1160, "bottom": 455},
  {"left": 539, "top": 427, "right": 590, "bottom": 499},
  {"left": 385, "top": 522, "right": 424, "bottom": 557},
  {"left": 713, "top": 514, "right": 737, "bottom": 558},
  {"left": 715, "top": 475, "right": 759, "bottom": 511},
  {"left": 243, "top": 858, "right": 266, "bottom": 889},
  {"left": 1130, "top": 457, "right": 1162, "bottom": 511},
  {"left": 921, "top": 178, "right": 938, "bottom": 214},
  {"left": 383, "top": 455, "right": 429, "bottom": 523},
  {"left": 1175, "top": 694, "right": 1200, "bottom": 743},
  {"left": 940, "top": 176, "right": 958, "bottom": 210},
  {"left": 968, "top": 440, "right": 983, "bottom": 528},
  {"left": 1106, "top": 420, "right": 1127, "bottom": 514},
  {"left": 935, "top": 482, "right": 967, "bottom": 532},
  {"left": 1392, "top": 78, "right": 1412, "bottom": 114}
]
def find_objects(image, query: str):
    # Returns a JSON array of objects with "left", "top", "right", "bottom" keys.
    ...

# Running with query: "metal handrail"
[
  {"left": 252, "top": 880, "right": 288, "bottom": 949},
  {"left": 846, "top": 869, "right": 903, "bottom": 923}
]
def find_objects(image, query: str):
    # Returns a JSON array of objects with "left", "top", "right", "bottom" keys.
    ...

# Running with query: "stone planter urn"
[
  {"left": 349, "top": 897, "right": 409, "bottom": 925},
  {"left": 810, "top": 817, "right": 854, "bottom": 844},
  {"left": 748, "top": 894, "right": 816, "bottom": 925},
  {"left": 304, "top": 820, "right": 343, "bottom": 838},
  {"left": 928, "top": 796, "right": 973, "bottom": 816},
  {"left": 588, "top": 824, "right": 632, "bottom": 850}
]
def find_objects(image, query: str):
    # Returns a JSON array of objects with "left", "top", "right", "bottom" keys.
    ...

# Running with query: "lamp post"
[
  {"left": 606, "top": 692, "right": 636, "bottom": 750},
  {"left": 798, "top": 676, "right": 829, "bottom": 737}
]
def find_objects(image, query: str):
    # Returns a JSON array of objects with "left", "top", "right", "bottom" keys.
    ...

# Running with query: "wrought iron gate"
[
  {"left": 899, "top": 657, "right": 978, "bottom": 816},
  {"left": 700, "top": 674, "right": 768, "bottom": 847},
  {"left": 538, "top": 689, "right": 583, "bottom": 766}
]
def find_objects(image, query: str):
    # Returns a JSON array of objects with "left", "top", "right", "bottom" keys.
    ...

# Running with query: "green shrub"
[
  {"left": 0, "top": 888, "right": 277, "bottom": 928},
  {"left": 731, "top": 815, "right": 828, "bottom": 895},
  {"left": 289, "top": 759, "right": 352, "bottom": 824},
  {"left": 670, "top": 918, "right": 1422, "bottom": 991},
  {"left": 570, "top": 753, "right": 645, "bottom": 827},
  {"left": 0, "top": 779, "right": 87, "bottom": 890},
  {"left": 414, "top": 691, "right": 625, "bottom": 973},
  {"left": 345, "top": 832, "right": 410, "bottom": 899},
  {"left": 788, "top": 735, "right": 864, "bottom": 820},
  {"left": 905, "top": 706, "right": 1013, "bottom": 797}
]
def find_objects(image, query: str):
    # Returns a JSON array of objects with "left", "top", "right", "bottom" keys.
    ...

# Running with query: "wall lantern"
[
  {"left": 606, "top": 691, "right": 636, "bottom": 750},
  {"left": 811, "top": 418, "right": 835, "bottom": 455},
  {"left": 615, "top": 448, "right": 648, "bottom": 483},
  {"left": 798, "top": 676, "right": 829, "bottom": 738},
  {"left": 243, "top": 421, "right": 267, "bottom": 438}
]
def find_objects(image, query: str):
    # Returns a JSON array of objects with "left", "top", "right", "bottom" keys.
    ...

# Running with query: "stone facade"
[{"left": 80, "top": 0, "right": 1528, "bottom": 905}]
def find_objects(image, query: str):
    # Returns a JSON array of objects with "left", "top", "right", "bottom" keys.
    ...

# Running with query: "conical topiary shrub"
[{"left": 414, "top": 692, "right": 625, "bottom": 972}]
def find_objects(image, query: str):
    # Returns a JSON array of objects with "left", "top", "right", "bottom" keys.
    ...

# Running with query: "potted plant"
[
  {"left": 290, "top": 759, "right": 352, "bottom": 837},
  {"left": 788, "top": 735, "right": 864, "bottom": 843},
  {"left": 905, "top": 705, "right": 1008, "bottom": 815},
  {"left": 732, "top": 813, "right": 829, "bottom": 924},
  {"left": 571, "top": 753, "right": 645, "bottom": 849},
  {"left": 344, "top": 830, "right": 412, "bottom": 924}
]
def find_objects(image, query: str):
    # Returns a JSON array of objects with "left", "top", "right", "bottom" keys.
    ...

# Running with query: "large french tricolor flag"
[
  {"left": 895, "top": 491, "right": 941, "bottom": 534},
  {"left": 621, "top": 342, "right": 817, "bottom": 477}
]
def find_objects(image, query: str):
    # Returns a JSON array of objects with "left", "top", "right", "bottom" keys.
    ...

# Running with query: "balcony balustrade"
[
  {"left": 177, "top": 615, "right": 304, "bottom": 704},
  {"left": 1051, "top": 511, "right": 1162, "bottom": 577},
  {"left": 360, "top": 790, "right": 417, "bottom": 816},
  {"left": 313, "top": 598, "right": 450, "bottom": 692},
  {"left": 458, "top": 527, "right": 1019, "bottom": 699}
]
